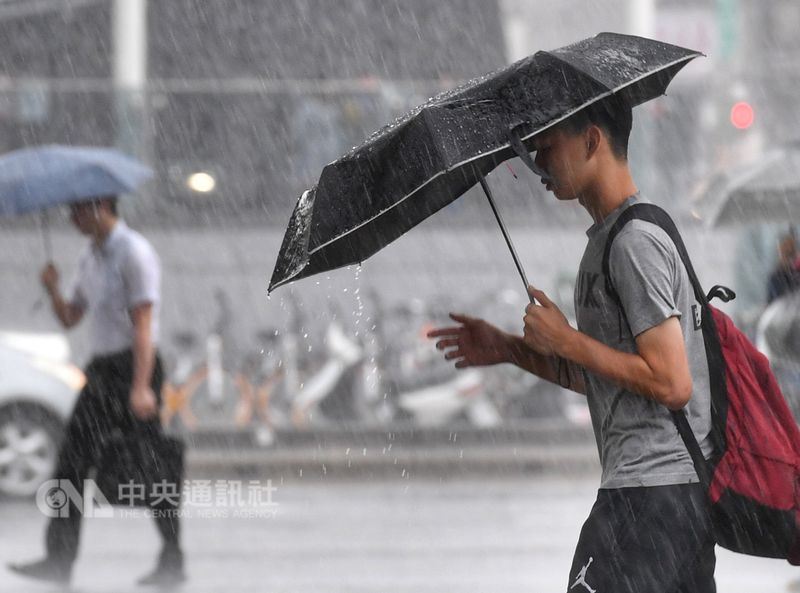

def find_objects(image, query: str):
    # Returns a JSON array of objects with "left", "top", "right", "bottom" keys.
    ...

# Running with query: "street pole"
[
  {"left": 113, "top": 0, "right": 150, "bottom": 219},
  {"left": 627, "top": 0, "right": 655, "bottom": 38},
  {"left": 626, "top": 0, "right": 656, "bottom": 202}
]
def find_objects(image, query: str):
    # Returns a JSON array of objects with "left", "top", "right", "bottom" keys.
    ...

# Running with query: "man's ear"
[{"left": 585, "top": 125, "right": 602, "bottom": 159}]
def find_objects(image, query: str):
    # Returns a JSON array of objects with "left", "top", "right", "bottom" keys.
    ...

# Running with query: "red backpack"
[{"left": 603, "top": 203, "right": 800, "bottom": 564}]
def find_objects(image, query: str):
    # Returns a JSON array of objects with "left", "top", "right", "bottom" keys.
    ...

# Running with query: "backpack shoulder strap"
[{"left": 601, "top": 203, "right": 708, "bottom": 308}]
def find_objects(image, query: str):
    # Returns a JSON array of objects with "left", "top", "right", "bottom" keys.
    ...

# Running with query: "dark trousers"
[
  {"left": 45, "top": 351, "right": 181, "bottom": 568},
  {"left": 567, "top": 483, "right": 716, "bottom": 593}
]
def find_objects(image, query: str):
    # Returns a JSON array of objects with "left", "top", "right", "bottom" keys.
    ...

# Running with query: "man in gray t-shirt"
[{"left": 429, "top": 96, "right": 716, "bottom": 592}]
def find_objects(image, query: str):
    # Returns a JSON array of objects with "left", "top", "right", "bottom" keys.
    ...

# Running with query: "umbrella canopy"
[
  {"left": 270, "top": 32, "right": 701, "bottom": 292},
  {"left": 696, "top": 142, "right": 800, "bottom": 227},
  {"left": 0, "top": 145, "right": 152, "bottom": 217}
]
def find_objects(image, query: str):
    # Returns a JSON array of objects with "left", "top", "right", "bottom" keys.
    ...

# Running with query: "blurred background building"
[
  {"left": 0, "top": 0, "right": 505, "bottom": 225},
  {"left": 0, "top": 0, "right": 794, "bottom": 357}
]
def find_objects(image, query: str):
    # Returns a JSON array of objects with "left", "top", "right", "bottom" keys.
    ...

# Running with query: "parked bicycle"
[{"left": 161, "top": 289, "right": 280, "bottom": 431}]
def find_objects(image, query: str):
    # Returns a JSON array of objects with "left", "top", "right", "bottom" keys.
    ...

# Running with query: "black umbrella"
[{"left": 269, "top": 32, "right": 702, "bottom": 293}]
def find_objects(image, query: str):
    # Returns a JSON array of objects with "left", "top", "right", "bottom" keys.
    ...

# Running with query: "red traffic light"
[{"left": 730, "top": 101, "right": 755, "bottom": 130}]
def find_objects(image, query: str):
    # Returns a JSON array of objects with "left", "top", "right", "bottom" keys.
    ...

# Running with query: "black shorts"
[{"left": 567, "top": 483, "right": 716, "bottom": 593}]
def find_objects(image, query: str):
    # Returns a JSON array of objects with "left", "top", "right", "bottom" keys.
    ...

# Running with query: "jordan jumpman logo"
[{"left": 570, "top": 556, "right": 596, "bottom": 593}]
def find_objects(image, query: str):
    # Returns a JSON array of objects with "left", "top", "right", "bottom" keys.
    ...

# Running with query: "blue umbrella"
[{"left": 0, "top": 145, "right": 152, "bottom": 217}]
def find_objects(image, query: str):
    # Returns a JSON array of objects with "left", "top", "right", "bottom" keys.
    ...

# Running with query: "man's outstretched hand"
[{"left": 427, "top": 313, "right": 510, "bottom": 368}]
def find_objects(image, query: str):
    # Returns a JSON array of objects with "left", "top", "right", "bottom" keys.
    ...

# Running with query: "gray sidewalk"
[
  {"left": 183, "top": 423, "right": 601, "bottom": 478},
  {"left": 2, "top": 474, "right": 797, "bottom": 592}
]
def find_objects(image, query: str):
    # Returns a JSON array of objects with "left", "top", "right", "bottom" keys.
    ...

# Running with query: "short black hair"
[{"left": 559, "top": 94, "right": 633, "bottom": 160}]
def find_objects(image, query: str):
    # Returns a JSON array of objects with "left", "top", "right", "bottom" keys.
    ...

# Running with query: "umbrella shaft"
[
  {"left": 478, "top": 174, "right": 532, "bottom": 300},
  {"left": 39, "top": 212, "right": 52, "bottom": 262}
]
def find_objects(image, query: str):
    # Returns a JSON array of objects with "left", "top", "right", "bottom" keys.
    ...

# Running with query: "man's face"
[
  {"left": 532, "top": 127, "right": 591, "bottom": 201},
  {"left": 68, "top": 201, "right": 101, "bottom": 235}
]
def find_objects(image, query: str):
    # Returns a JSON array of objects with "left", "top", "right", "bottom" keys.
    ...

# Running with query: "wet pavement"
[{"left": 1, "top": 474, "right": 796, "bottom": 592}]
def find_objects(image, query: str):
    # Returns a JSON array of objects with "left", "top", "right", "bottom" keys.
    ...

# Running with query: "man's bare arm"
[
  {"left": 525, "top": 286, "right": 692, "bottom": 411},
  {"left": 559, "top": 317, "right": 692, "bottom": 410},
  {"left": 129, "top": 303, "right": 158, "bottom": 419},
  {"left": 506, "top": 334, "right": 587, "bottom": 395},
  {"left": 130, "top": 303, "right": 155, "bottom": 391}
]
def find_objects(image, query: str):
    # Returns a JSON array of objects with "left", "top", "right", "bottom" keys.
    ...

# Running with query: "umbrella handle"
[
  {"left": 477, "top": 174, "right": 535, "bottom": 304},
  {"left": 508, "top": 128, "right": 551, "bottom": 181},
  {"left": 39, "top": 211, "right": 53, "bottom": 262},
  {"left": 31, "top": 212, "right": 53, "bottom": 313}
]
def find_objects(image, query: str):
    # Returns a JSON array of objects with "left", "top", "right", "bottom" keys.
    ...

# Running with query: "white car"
[{"left": 0, "top": 332, "right": 84, "bottom": 497}]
